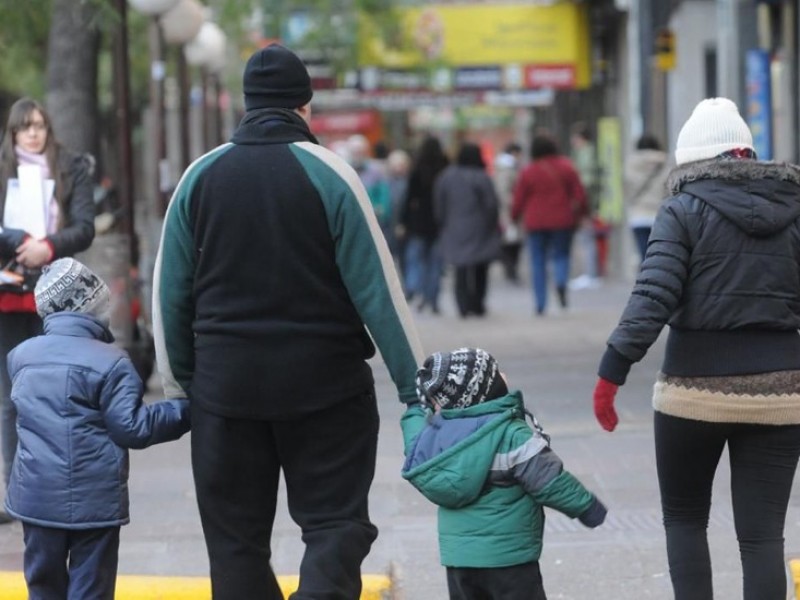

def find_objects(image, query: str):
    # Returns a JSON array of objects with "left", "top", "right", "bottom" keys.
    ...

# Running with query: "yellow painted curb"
[
  {"left": 788, "top": 558, "right": 800, "bottom": 599},
  {"left": 0, "top": 572, "right": 392, "bottom": 599}
]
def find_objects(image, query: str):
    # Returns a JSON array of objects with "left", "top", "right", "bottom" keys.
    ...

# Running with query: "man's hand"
[{"left": 593, "top": 377, "right": 619, "bottom": 432}]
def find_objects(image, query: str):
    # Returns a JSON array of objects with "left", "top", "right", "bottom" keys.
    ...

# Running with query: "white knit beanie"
[
  {"left": 35, "top": 258, "right": 110, "bottom": 319},
  {"left": 675, "top": 98, "right": 754, "bottom": 165}
]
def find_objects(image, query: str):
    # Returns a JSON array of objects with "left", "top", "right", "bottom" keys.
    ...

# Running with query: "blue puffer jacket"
[{"left": 4, "top": 312, "right": 190, "bottom": 529}]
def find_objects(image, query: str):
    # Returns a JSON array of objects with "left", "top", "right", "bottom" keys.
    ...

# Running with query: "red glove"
[{"left": 593, "top": 377, "right": 619, "bottom": 432}]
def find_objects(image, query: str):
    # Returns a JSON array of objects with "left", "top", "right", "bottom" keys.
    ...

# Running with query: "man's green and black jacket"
[{"left": 153, "top": 108, "right": 424, "bottom": 418}]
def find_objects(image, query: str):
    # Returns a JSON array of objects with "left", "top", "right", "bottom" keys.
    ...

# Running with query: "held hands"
[{"left": 593, "top": 377, "right": 619, "bottom": 432}]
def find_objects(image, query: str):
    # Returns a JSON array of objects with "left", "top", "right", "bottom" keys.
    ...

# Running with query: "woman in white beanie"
[{"left": 592, "top": 97, "right": 800, "bottom": 599}]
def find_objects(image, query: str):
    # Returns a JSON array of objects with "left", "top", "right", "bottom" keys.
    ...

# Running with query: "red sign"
[
  {"left": 311, "top": 111, "right": 380, "bottom": 134},
  {"left": 524, "top": 65, "right": 576, "bottom": 89}
]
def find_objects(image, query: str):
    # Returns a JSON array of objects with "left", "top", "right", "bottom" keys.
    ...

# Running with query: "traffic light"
[{"left": 655, "top": 28, "right": 676, "bottom": 71}]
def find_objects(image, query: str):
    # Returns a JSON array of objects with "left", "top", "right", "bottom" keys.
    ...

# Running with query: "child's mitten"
[{"left": 579, "top": 496, "right": 607, "bottom": 528}]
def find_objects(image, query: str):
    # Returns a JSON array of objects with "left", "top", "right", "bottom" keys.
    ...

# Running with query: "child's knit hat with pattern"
[
  {"left": 415, "top": 347, "right": 508, "bottom": 409},
  {"left": 34, "top": 258, "right": 110, "bottom": 319}
]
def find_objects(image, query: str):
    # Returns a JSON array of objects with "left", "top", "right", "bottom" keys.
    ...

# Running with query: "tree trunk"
[{"left": 45, "top": 0, "right": 99, "bottom": 157}]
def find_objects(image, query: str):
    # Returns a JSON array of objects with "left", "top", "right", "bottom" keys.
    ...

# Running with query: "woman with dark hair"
[
  {"left": 512, "top": 133, "right": 587, "bottom": 315},
  {"left": 400, "top": 135, "right": 450, "bottom": 313},
  {"left": 434, "top": 142, "right": 501, "bottom": 317},
  {"left": 0, "top": 98, "right": 95, "bottom": 520}
]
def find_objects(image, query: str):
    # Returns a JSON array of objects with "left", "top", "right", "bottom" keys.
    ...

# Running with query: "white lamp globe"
[
  {"left": 128, "top": 0, "right": 180, "bottom": 16},
  {"left": 184, "top": 21, "right": 227, "bottom": 71},
  {"left": 160, "top": 0, "right": 205, "bottom": 45}
]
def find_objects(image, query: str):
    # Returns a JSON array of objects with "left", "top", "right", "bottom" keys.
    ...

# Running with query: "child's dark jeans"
[
  {"left": 446, "top": 561, "right": 547, "bottom": 600},
  {"left": 23, "top": 523, "right": 120, "bottom": 600}
]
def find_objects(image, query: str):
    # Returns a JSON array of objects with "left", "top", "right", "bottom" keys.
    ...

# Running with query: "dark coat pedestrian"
[
  {"left": 593, "top": 97, "right": 800, "bottom": 600},
  {"left": 434, "top": 142, "right": 501, "bottom": 317},
  {"left": 153, "top": 43, "right": 425, "bottom": 600},
  {"left": 401, "top": 135, "right": 450, "bottom": 314}
]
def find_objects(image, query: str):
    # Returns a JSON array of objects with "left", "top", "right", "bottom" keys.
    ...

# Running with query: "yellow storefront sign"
[{"left": 358, "top": 3, "right": 591, "bottom": 89}]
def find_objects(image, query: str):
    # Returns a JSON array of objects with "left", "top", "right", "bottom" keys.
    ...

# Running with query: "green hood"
[{"left": 401, "top": 393, "right": 525, "bottom": 508}]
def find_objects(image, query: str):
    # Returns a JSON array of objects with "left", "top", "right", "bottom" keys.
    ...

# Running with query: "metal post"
[
  {"left": 212, "top": 74, "right": 223, "bottom": 146},
  {"left": 113, "top": 0, "right": 134, "bottom": 249},
  {"left": 200, "top": 67, "right": 210, "bottom": 151},
  {"left": 639, "top": 0, "right": 653, "bottom": 132},
  {"left": 148, "top": 17, "right": 168, "bottom": 215},
  {"left": 176, "top": 47, "right": 191, "bottom": 169}
]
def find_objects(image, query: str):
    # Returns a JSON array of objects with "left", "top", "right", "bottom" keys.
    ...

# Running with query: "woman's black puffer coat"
[{"left": 600, "top": 159, "right": 800, "bottom": 384}]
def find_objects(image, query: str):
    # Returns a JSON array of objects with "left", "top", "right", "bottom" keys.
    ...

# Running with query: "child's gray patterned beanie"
[{"left": 35, "top": 258, "right": 110, "bottom": 319}]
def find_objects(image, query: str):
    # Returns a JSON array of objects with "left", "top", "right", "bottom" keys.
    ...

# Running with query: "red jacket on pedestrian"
[{"left": 511, "top": 156, "right": 587, "bottom": 231}]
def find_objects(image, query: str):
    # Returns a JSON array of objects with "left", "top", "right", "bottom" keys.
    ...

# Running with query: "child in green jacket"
[{"left": 401, "top": 347, "right": 606, "bottom": 600}]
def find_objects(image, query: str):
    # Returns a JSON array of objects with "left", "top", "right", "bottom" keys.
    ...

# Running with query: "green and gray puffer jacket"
[{"left": 401, "top": 391, "right": 605, "bottom": 568}]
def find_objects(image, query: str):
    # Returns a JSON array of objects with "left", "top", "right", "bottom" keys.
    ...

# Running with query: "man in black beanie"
[
  {"left": 153, "top": 43, "right": 424, "bottom": 599},
  {"left": 242, "top": 43, "right": 314, "bottom": 111}
]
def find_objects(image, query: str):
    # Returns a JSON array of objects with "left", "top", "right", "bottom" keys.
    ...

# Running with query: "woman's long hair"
[
  {"left": 0, "top": 98, "right": 65, "bottom": 215},
  {"left": 411, "top": 135, "right": 450, "bottom": 191},
  {"left": 456, "top": 142, "right": 485, "bottom": 169},
  {"left": 530, "top": 134, "right": 560, "bottom": 160}
]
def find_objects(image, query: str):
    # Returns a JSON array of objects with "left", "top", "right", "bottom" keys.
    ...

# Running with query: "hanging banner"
[
  {"left": 597, "top": 117, "right": 624, "bottom": 225},
  {"left": 745, "top": 49, "right": 772, "bottom": 160},
  {"left": 358, "top": 3, "right": 591, "bottom": 90}
]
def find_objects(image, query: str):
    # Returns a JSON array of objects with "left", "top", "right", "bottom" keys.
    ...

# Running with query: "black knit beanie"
[
  {"left": 243, "top": 43, "right": 313, "bottom": 111},
  {"left": 415, "top": 348, "right": 508, "bottom": 409}
]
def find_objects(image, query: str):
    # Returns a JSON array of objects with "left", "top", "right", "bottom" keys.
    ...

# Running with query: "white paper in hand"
[{"left": 4, "top": 165, "right": 52, "bottom": 239}]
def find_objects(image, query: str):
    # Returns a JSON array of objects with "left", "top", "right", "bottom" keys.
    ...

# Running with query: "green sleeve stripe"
[
  {"left": 291, "top": 141, "right": 425, "bottom": 402},
  {"left": 152, "top": 143, "right": 233, "bottom": 397}
]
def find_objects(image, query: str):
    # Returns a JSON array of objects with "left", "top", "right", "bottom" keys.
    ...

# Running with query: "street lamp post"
[
  {"left": 184, "top": 21, "right": 228, "bottom": 151},
  {"left": 113, "top": 0, "right": 135, "bottom": 252},
  {"left": 160, "top": 0, "right": 205, "bottom": 169},
  {"left": 128, "top": 0, "right": 180, "bottom": 216}
]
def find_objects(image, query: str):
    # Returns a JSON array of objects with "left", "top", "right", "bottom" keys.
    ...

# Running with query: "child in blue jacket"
[
  {"left": 401, "top": 347, "right": 606, "bottom": 600},
  {"left": 5, "top": 258, "right": 190, "bottom": 600}
]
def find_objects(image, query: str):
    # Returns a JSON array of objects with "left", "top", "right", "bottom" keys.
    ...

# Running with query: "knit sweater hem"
[{"left": 653, "top": 372, "right": 800, "bottom": 425}]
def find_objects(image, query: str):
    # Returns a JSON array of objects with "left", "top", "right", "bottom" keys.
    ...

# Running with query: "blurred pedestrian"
[
  {"left": 386, "top": 148, "right": 411, "bottom": 274},
  {"left": 402, "top": 347, "right": 607, "bottom": 600},
  {"left": 512, "top": 133, "right": 587, "bottom": 316},
  {"left": 493, "top": 142, "right": 523, "bottom": 283},
  {"left": 624, "top": 133, "right": 670, "bottom": 262},
  {"left": 593, "top": 97, "right": 800, "bottom": 600},
  {"left": 401, "top": 135, "right": 449, "bottom": 313},
  {"left": 153, "top": 43, "right": 425, "bottom": 600},
  {"left": 6, "top": 258, "right": 189, "bottom": 600},
  {"left": 372, "top": 139, "right": 390, "bottom": 172},
  {"left": 568, "top": 122, "right": 602, "bottom": 289},
  {"left": 435, "top": 142, "right": 502, "bottom": 318},
  {"left": 0, "top": 97, "right": 96, "bottom": 522},
  {"left": 347, "top": 134, "right": 392, "bottom": 242}
]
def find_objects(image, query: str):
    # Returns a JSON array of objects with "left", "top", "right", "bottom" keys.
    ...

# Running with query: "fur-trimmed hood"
[{"left": 667, "top": 159, "right": 800, "bottom": 236}]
